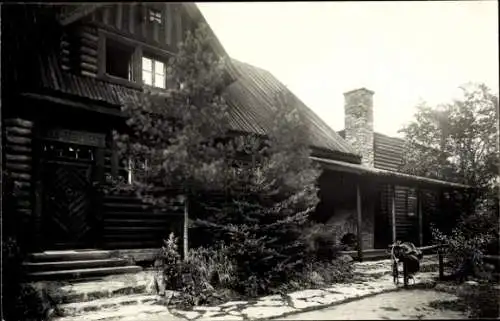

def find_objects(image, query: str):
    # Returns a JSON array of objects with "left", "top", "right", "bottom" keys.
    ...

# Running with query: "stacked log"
[
  {"left": 60, "top": 25, "right": 99, "bottom": 77},
  {"left": 4, "top": 118, "right": 34, "bottom": 247}
]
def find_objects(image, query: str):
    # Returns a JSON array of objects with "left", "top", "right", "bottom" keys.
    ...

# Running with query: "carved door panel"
[{"left": 41, "top": 142, "right": 96, "bottom": 249}]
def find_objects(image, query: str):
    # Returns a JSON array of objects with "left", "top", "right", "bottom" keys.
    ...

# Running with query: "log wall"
[
  {"left": 100, "top": 191, "right": 185, "bottom": 251},
  {"left": 3, "top": 118, "right": 36, "bottom": 248},
  {"left": 61, "top": 25, "right": 99, "bottom": 77}
]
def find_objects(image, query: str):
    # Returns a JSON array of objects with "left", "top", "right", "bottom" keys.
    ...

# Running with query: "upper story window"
[
  {"left": 149, "top": 9, "right": 163, "bottom": 24},
  {"left": 106, "top": 38, "right": 134, "bottom": 81},
  {"left": 142, "top": 56, "right": 166, "bottom": 89}
]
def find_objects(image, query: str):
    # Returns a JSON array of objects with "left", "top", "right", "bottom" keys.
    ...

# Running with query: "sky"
[{"left": 197, "top": 1, "right": 499, "bottom": 137}]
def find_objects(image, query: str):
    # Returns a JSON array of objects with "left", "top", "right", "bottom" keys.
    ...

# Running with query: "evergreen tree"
[
  {"left": 194, "top": 93, "right": 321, "bottom": 296},
  {"left": 115, "top": 23, "right": 322, "bottom": 295}
]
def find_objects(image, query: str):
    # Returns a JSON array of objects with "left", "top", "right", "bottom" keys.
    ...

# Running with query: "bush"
[
  {"left": 302, "top": 259, "right": 354, "bottom": 286},
  {"left": 432, "top": 217, "right": 497, "bottom": 282},
  {"left": 302, "top": 223, "right": 343, "bottom": 263},
  {"left": 157, "top": 233, "right": 239, "bottom": 308}
]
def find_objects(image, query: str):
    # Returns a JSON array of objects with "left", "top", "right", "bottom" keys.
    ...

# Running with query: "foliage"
[
  {"left": 157, "top": 233, "right": 240, "bottom": 309},
  {"left": 116, "top": 22, "right": 324, "bottom": 299},
  {"left": 192, "top": 92, "right": 321, "bottom": 297},
  {"left": 301, "top": 223, "right": 344, "bottom": 261},
  {"left": 432, "top": 223, "right": 497, "bottom": 282},
  {"left": 400, "top": 83, "right": 499, "bottom": 280},
  {"left": 399, "top": 82, "right": 499, "bottom": 190},
  {"left": 113, "top": 22, "right": 240, "bottom": 203}
]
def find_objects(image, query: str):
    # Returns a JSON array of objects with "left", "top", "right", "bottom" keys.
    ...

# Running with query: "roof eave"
[{"left": 311, "top": 156, "right": 473, "bottom": 190}]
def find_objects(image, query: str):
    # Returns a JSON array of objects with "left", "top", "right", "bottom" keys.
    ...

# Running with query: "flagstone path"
[{"left": 52, "top": 256, "right": 448, "bottom": 321}]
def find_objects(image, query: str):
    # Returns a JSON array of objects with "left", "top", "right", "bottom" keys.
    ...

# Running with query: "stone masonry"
[{"left": 344, "top": 88, "right": 375, "bottom": 168}]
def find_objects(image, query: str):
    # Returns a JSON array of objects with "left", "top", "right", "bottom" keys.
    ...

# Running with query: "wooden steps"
[
  {"left": 28, "top": 266, "right": 143, "bottom": 281},
  {"left": 23, "top": 258, "right": 130, "bottom": 272},
  {"left": 29, "top": 250, "right": 112, "bottom": 262},
  {"left": 25, "top": 249, "right": 143, "bottom": 281}
]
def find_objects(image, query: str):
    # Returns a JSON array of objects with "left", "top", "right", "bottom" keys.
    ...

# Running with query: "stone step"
[
  {"left": 28, "top": 266, "right": 143, "bottom": 281},
  {"left": 31, "top": 271, "right": 155, "bottom": 304},
  {"left": 29, "top": 250, "right": 113, "bottom": 262},
  {"left": 24, "top": 258, "right": 129, "bottom": 272},
  {"left": 58, "top": 294, "right": 159, "bottom": 316},
  {"left": 53, "top": 303, "right": 175, "bottom": 321}
]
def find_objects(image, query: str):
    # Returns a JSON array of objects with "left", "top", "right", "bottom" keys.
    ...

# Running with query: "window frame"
[
  {"left": 148, "top": 8, "right": 163, "bottom": 24},
  {"left": 126, "top": 157, "right": 150, "bottom": 185},
  {"left": 103, "top": 37, "right": 136, "bottom": 82},
  {"left": 97, "top": 30, "right": 174, "bottom": 89},
  {"left": 142, "top": 54, "right": 167, "bottom": 89}
]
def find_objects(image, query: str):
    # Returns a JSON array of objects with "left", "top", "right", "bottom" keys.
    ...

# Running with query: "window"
[
  {"left": 142, "top": 56, "right": 166, "bottom": 89},
  {"left": 126, "top": 157, "right": 149, "bottom": 184},
  {"left": 406, "top": 188, "right": 417, "bottom": 217},
  {"left": 106, "top": 38, "right": 134, "bottom": 80},
  {"left": 149, "top": 9, "right": 162, "bottom": 24}
]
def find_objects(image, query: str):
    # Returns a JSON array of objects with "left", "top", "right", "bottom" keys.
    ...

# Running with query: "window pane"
[
  {"left": 154, "top": 74, "right": 165, "bottom": 88},
  {"left": 143, "top": 71, "right": 153, "bottom": 86},
  {"left": 154, "top": 61, "right": 165, "bottom": 74},
  {"left": 142, "top": 57, "right": 152, "bottom": 72}
]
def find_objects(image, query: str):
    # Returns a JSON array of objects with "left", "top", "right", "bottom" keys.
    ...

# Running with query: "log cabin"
[{"left": 1, "top": 3, "right": 471, "bottom": 280}]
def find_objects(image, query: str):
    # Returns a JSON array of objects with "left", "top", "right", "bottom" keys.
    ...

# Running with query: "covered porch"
[{"left": 312, "top": 156, "right": 473, "bottom": 262}]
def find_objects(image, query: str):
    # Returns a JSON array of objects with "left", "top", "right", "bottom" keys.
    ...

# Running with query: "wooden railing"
[{"left": 341, "top": 243, "right": 499, "bottom": 286}]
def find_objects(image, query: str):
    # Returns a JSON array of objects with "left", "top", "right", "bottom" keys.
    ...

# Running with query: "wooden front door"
[{"left": 40, "top": 141, "right": 97, "bottom": 249}]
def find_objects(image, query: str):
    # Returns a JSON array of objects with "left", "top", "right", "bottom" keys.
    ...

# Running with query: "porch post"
[
  {"left": 391, "top": 184, "right": 396, "bottom": 244},
  {"left": 418, "top": 189, "right": 423, "bottom": 246},
  {"left": 183, "top": 196, "right": 189, "bottom": 260},
  {"left": 110, "top": 131, "right": 119, "bottom": 178},
  {"left": 356, "top": 182, "right": 363, "bottom": 262}
]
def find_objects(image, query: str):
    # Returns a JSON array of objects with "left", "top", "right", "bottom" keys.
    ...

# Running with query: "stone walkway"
[{"left": 52, "top": 257, "right": 441, "bottom": 321}]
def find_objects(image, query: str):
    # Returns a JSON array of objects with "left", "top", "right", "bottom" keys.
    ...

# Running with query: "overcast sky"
[{"left": 197, "top": 1, "right": 499, "bottom": 137}]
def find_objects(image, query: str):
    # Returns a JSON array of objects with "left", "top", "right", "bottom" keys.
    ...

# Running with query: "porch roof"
[{"left": 311, "top": 156, "right": 472, "bottom": 190}]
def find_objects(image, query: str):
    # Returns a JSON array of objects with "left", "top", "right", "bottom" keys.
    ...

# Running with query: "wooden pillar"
[
  {"left": 418, "top": 189, "right": 423, "bottom": 247},
  {"left": 391, "top": 184, "right": 396, "bottom": 244},
  {"left": 183, "top": 196, "right": 189, "bottom": 260},
  {"left": 356, "top": 182, "right": 363, "bottom": 262},
  {"left": 403, "top": 259, "right": 409, "bottom": 287},
  {"left": 110, "top": 132, "right": 119, "bottom": 178},
  {"left": 94, "top": 147, "right": 105, "bottom": 248}
]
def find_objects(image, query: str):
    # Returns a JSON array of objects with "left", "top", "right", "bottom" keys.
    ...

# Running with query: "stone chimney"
[{"left": 344, "top": 88, "right": 374, "bottom": 167}]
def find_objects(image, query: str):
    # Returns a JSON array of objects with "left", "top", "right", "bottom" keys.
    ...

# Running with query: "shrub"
[
  {"left": 302, "top": 223, "right": 343, "bottom": 263},
  {"left": 302, "top": 259, "right": 354, "bottom": 287},
  {"left": 157, "top": 233, "right": 239, "bottom": 308},
  {"left": 186, "top": 244, "right": 236, "bottom": 289},
  {"left": 432, "top": 219, "right": 497, "bottom": 282}
]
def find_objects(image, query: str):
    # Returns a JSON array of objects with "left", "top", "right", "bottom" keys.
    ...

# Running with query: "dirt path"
[{"left": 279, "top": 289, "right": 467, "bottom": 320}]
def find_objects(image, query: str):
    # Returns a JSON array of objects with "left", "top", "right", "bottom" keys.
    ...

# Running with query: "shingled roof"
[{"left": 226, "top": 60, "right": 360, "bottom": 161}]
